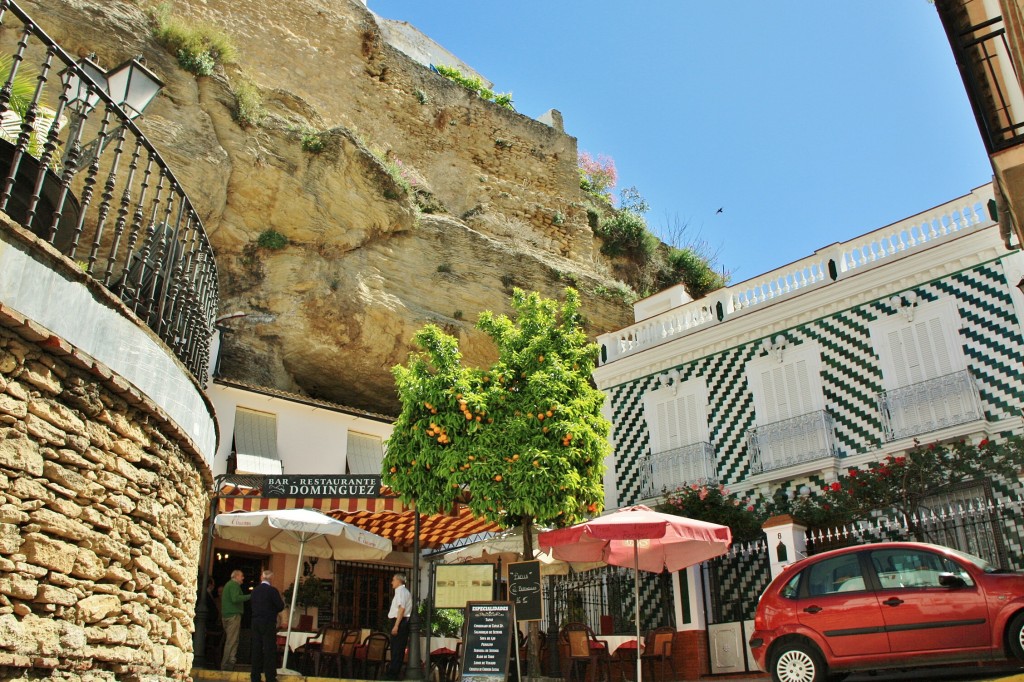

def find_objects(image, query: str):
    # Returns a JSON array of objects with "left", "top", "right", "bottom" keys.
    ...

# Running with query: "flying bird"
[{"left": 716, "top": 207, "right": 724, "bottom": 214}]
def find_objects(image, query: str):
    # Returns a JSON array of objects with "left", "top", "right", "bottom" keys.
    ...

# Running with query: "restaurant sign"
[{"left": 262, "top": 475, "right": 383, "bottom": 498}]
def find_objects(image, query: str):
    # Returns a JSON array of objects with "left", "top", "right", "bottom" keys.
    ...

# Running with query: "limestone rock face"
[{"left": 32, "top": 0, "right": 636, "bottom": 413}]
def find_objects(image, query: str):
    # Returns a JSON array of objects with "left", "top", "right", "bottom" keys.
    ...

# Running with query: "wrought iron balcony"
[
  {"left": 747, "top": 410, "right": 838, "bottom": 475},
  {"left": 877, "top": 369, "right": 984, "bottom": 442},
  {"left": 0, "top": 0, "right": 218, "bottom": 383},
  {"left": 640, "top": 441, "right": 717, "bottom": 498}
]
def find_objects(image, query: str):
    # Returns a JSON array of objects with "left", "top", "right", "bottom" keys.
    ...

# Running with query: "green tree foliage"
[
  {"left": 383, "top": 288, "right": 609, "bottom": 532},
  {"left": 657, "top": 483, "right": 764, "bottom": 542},
  {"left": 384, "top": 288, "right": 609, "bottom": 676}
]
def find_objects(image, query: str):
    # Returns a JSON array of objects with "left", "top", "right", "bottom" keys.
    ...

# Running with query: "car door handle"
[
  {"left": 803, "top": 606, "right": 823, "bottom": 613},
  {"left": 882, "top": 597, "right": 904, "bottom": 607}
]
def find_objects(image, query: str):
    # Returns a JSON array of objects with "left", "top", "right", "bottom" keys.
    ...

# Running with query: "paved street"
[{"left": 845, "top": 667, "right": 1024, "bottom": 682}]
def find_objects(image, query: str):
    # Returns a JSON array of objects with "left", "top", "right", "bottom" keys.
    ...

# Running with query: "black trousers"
[
  {"left": 250, "top": 618, "right": 278, "bottom": 682},
  {"left": 388, "top": 617, "right": 411, "bottom": 678}
]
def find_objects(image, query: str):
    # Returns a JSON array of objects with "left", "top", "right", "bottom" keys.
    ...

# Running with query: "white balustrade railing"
[{"left": 597, "top": 184, "right": 995, "bottom": 366}]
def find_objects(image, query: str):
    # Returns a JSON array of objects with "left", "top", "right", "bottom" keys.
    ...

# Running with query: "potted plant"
[{"left": 283, "top": 575, "right": 332, "bottom": 628}]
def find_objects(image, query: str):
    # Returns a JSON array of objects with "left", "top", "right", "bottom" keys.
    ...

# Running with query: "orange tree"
[{"left": 382, "top": 288, "right": 610, "bottom": 668}]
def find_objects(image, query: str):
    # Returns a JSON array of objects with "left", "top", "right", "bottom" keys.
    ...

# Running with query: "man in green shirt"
[{"left": 221, "top": 570, "right": 251, "bottom": 670}]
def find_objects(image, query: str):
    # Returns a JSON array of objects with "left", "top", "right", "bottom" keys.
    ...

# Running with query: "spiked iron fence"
[
  {"left": 0, "top": 1, "right": 218, "bottom": 383},
  {"left": 805, "top": 486, "right": 1024, "bottom": 570},
  {"left": 541, "top": 566, "right": 674, "bottom": 636},
  {"left": 701, "top": 538, "right": 771, "bottom": 624}
]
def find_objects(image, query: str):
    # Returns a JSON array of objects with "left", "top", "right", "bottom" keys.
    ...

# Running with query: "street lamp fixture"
[
  {"left": 104, "top": 57, "right": 163, "bottom": 121},
  {"left": 59, "top": 55, "right": 163, "bottom": 171},
  {"left": 61, "top": 54, "right": 107, "bottom": 117}
]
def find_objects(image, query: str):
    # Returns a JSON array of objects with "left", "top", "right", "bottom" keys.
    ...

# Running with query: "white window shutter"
[
  {"left": 347, "top": 432, "right": 384, "bottom": 474},
  {"left": 871, "top": 298, "right": 967, "bottom": 390},
  {"left": 746, "top": 342, "right": 825, "bottom": 426},
  {"left": 643, "top": 377, "right": 710, "bottom": 454}
]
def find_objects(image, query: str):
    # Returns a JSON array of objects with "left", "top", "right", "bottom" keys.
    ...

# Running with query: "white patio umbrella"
[
  {"left": 214, "top": 508, "right": 392, "bottom": 673},
  {"left": 442, "top": 527, "right": 603, "bottom": 576}
]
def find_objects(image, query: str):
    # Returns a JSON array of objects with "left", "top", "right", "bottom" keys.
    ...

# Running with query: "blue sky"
[{"left": 370, "top": 1, "right": 992, "bottom": 283}]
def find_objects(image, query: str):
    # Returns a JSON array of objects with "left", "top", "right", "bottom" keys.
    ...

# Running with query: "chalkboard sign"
[
  {"left": 460, "top": 601, "right": 513, "bottom": 682},
  {"left": 507, "top": 561, "right": 542, "bottom": 622}
]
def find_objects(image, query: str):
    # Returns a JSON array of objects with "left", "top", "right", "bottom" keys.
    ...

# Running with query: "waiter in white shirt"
[{"left": 387, "top": 572, "right": 413, "bottom": 679}]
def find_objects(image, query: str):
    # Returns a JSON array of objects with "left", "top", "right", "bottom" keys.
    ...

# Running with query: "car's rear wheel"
[
  {"left": 770, "top": 641, "right": 826, "bottom": 682},
  {"left": 1008, "top": 612, "right": 1024, "bottom": 661}
]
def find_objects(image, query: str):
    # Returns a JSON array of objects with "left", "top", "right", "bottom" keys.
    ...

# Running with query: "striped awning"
[
  {"left": 328, "top": 507, "right": 502, "bottom": 552},
  {"left": 217, "top": 483, "right": 500, "bottom": 552}
]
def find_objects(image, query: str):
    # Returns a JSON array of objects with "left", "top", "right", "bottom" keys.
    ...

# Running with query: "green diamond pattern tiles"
[{"left": 608, "top": 258, "right": 1024, "bottom": 508}]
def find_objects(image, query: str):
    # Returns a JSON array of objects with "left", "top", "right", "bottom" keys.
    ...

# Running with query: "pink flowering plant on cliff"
[{"left": 578, "top": 151, "right": 617, "bottom": 204}]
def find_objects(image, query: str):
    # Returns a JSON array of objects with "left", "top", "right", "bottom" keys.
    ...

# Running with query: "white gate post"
[{"left": 762, "top": 514, "right": 807, "bottom": 580}]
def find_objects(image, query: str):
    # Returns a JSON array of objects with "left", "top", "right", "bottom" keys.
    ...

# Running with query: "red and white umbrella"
[{"left": 539, "top": 505, "right": 731, "bottom": 682}]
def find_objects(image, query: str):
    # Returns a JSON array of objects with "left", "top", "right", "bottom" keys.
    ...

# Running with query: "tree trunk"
[{"left": 522, "top": 516, "right": 542, "bottom": 680}]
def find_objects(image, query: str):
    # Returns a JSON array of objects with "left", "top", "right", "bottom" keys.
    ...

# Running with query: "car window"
[
  {"left": 804, "top": 553, "right": 866, "bottom": 596},
  {"left": 869, "top": 548, "right": 974, "bottom": 588},
  {"left": 779, "top": 572, "right": 801, "bottom": 599}
]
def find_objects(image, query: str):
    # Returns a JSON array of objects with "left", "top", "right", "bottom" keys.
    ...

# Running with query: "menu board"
[
  {"left": 460, "top": 601, "right": 513, "bottom": 682},
  {"left": 435, "top": 564, "right": 495, "bottom": 608},
  {"left": 507, "top": 561, "right": 542, "bottom": 622}
]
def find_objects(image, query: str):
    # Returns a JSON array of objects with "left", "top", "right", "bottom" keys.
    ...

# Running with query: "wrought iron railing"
[
  {"left": 640, "top": 441, "right": 717, "bottom": 498},
  {"left": 876, "top": 369, "right": 984, "bottom": 441},
  {"left": 0, "top": 1, "right": 218, "bottom": 383},
  {"left": 747, "top": 410, "right": 838, "bottom": 475},
  {"left": 806, "top": 484, "right": 1023, "bottom": 571},
  {"left": 938, "top": 5, "right": 1024, "bottom": 153}
]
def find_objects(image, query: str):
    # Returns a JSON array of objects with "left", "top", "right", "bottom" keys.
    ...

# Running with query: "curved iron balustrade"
[{"left": 0, "top": 0, "right": 218, "bottom": 384}]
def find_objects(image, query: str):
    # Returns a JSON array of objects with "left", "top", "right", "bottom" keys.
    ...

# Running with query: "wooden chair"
[
  {"left": 312, "top": 626, "right": 346, "bottom": 677},
  {"left": 562, "top": 623, "right": 609, "bottom": 682},
  {"left": 339, "top": 627, "right": 362, "bottom": 677},
  {"left": 362, "top": 631, "right": 391, "bottom": 680},
  {"left": 294, "top": 626, "right": 326, "bottom": 675},
  {"left": 639, "top": 627, "right": 675, "bottom": 682}
]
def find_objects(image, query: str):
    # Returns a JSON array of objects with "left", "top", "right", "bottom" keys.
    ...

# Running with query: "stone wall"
[{"left": 0, "top": 305, "right": 209, "bottom": 680}]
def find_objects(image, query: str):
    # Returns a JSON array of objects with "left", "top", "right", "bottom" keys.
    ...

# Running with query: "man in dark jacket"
[{"left": 249, "top": 569, "right": 285, "bottom": 682}]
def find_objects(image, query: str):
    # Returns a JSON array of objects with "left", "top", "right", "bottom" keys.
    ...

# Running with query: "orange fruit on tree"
[{"left": 494, "top": 474, "right": 502, "bottom": 482}]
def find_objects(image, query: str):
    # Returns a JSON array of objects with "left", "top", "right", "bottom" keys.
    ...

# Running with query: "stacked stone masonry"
[{"left": 0, "top": 309, "right": 207, "bottom": 681}]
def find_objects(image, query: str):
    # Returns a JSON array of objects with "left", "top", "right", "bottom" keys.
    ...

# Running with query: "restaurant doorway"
[
  {"left": 333, "top": 561, "right": 396, "bottom": 630},
  {"left": 211, "top": 552, "right": 266, "bottom": 664}
]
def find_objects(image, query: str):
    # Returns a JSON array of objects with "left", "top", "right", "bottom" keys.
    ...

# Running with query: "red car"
[{"left": 749, "top": 541, "right": 1024, "bottom": 682}]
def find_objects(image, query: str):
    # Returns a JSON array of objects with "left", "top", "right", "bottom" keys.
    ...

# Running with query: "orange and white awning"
[{"left": 216, "top": 484, "right": 501, "bottom": 552}]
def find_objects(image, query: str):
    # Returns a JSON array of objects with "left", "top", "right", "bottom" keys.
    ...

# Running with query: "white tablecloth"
[
  {"left": 424, "top": 636, "right": 461, "bottom": 655},
  {"left": 595, "top": 635, "right": 641, "bottom": 654},
  {"left": 278, "top": 629, "right": 320, "bottom": 652}
]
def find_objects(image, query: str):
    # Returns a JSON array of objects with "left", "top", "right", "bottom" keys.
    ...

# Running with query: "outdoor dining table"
[
  {"left": 594, "top": 636, "right": 640, "bottom": 655},
  {"left": 277, "top": 628, "right": 320, "bottom": 653}
]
